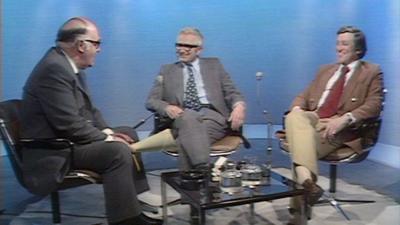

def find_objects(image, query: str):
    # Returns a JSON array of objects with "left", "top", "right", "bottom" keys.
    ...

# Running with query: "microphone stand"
[
  {"left": 133, "top": 113, "right": 154, "bottom": 129},
  {"left": 256, "top": 72, "right": 272, "bottom": 180}
]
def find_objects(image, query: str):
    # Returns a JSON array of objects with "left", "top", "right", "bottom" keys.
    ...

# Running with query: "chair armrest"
[
  {"left": 19, "top": 138, "right": 74, "bottom": 150},
  {"left": 153, "top": 113, "right": 173, "bottom": 134}
]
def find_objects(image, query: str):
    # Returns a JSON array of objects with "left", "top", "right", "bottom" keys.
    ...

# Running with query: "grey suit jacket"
[
  {"left": 20, "top": 47, "right": 109, "bottom": 195},
  {"left": 146, "top": 57, "right": 244, "bottom": 120},
  {"left": 21, "top": 47, "right": 108, "bottom": 143},
  {"left": 291, "top": 61, "right": 384, "bottom": 153}
]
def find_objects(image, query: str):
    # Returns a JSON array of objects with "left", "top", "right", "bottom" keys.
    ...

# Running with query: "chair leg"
[
  {"left": 318, "top": 164, "right": 375, "bottom": 221},
  {"left": 329, "top": 164, "right": 337, "bottom": 193},
  {"left": 51, "top": 191, "right": 61, "bottom": 224}
]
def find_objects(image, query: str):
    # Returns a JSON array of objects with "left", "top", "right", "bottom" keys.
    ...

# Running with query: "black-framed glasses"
[
  {"left": 175, "top": 43, "right": 199, "bottom": 49},
  {"left": 82, "top": 39, "right": 101, "bottom": 49}
]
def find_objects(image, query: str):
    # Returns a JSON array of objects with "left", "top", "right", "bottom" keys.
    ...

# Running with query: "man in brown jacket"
[{"left": 285, "top": 26, "right": 384, "bottom": 223}]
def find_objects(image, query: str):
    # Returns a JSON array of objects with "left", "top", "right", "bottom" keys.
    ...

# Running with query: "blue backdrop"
[{"left": 2, "top": 0, "right": 399, "bottom": 165}]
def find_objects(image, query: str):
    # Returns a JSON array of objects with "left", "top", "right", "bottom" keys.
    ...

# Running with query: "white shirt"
[{"left": 317, "top": 60, "right": 360, "bottom": 108}]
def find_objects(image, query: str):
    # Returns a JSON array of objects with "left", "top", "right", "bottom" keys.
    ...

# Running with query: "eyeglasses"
[
  {"left": 175, "top": 43, "right": 200, "bottom": 49},
  {"left": 82, "top": 39, "right": 101, "bottom": 49}
]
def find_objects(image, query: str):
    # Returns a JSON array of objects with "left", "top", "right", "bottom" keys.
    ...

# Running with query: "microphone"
[
  {"left": 255, "top": 71, "right": 264, "bottom": 81},
  {"left": 254, "top": 70, "right": 273, "bottom": 179}
]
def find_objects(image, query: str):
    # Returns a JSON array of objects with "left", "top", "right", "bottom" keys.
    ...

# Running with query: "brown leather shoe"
[
  {"left": 302, "top": 179, "right": 323, "bottom": 205},
  {"left": 288, "top": 206, "right": 312, "bottom": 220},
  {"left": 286, "top": 211, "right": 301, "bottom": 225}
]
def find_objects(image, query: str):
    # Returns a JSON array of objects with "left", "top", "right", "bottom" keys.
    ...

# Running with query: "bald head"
[
  {"left": 56, "top": 17, "right": 101, "bottom": 69},
  {"left": 56, "top": 17, "right": 97, "bottom": 44}
]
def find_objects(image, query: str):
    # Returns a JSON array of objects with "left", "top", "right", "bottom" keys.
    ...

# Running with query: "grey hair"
[{"left": 178, "top": 27, "right": 204, "bottom": 46}]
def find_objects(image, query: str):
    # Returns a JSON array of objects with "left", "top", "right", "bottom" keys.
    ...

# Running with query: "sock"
[
  {"left": 295, "top": 166, "right": 312, "bottom": 185},
  {"left": 130, "top": 129, "right": 177, "bottom": 152}
]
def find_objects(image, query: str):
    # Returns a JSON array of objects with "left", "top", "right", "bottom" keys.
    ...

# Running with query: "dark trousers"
[{"left": 73, "top": 127, "right": 148, "bottom": 223}]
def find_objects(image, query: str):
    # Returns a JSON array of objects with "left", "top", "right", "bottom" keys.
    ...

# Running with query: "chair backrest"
[
  {"left": 320, "top": 118, "right": 382, "bottom": 164},
  {"left": 0, "top": 99, "right": 26, "bottom": 187}
]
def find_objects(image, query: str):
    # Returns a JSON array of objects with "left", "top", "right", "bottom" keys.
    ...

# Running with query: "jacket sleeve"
[
  {"left": 145, "top": 65, "right": 171, "bottom": 117},
  {"left": 217, "top": 59, "right": 245, "bottom": 110},
  {"left": 290, "top": 65, "right": 330, "bottom": 111}
]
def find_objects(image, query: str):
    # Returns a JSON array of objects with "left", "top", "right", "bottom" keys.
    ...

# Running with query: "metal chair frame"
[{"left": 0, "top": 99, "right": 104, "bottom": 224}]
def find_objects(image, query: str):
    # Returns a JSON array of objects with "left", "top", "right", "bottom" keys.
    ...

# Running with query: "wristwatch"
[{"left": 344, "top": 112, "right": 354, "bottom": 124}]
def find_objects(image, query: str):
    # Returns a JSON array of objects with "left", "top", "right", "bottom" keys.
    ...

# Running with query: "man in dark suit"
[
  {"left": 146, "top": 27, "right": 246, "bottom": 170},
  {"left": 285, "top": 26, "right": 384, "bottom": 224},
  {"left": 20, "top": 17, "right": 162, "bottom": 225}
]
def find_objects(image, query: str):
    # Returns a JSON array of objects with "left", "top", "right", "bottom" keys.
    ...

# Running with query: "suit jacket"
[
  {"left": 291, "top": 61, "right": 384, "bottom": 153},
  {"left": 146, "top": 57, "right": 244, "bottom": 121},
  {"left": 19, "top": 47, "right": 141, "bottom": 195}
]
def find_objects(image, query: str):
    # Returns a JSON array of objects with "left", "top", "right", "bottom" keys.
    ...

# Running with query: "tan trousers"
[
  {"left": 286, "top": 110, "right": 351, "bottom": 215},
  {"left": 285, "top": 110, "right": 342, "bottom": 179}
]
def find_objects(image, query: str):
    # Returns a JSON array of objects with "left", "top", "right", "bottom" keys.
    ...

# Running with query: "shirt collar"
[
  {"left": 191, "top": 58, "right": 200, "bottom": 68},
  {"left": 341, "top": 60, "right": 360, "bottom": 72},
  {"left": 185, "top": 58, "right": 200, "bottom": 72},
  {"left": 60, "top": 48, "right": 79, "bottom": 74}
]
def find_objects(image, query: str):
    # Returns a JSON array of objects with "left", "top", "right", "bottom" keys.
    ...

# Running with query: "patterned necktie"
[
  {"left": 317, "top": 66, "right": 350, "bottom": 118},
  {"left": 183, "top": 64, "right": 201, "bottom": 111}
]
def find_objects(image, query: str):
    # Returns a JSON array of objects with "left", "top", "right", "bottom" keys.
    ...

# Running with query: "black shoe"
[
  {"left": 111, "top": 213, "right": 163, "bottom": 225},
  {"left": 132, "top": 213, "right": 162, "bottom": 225}
]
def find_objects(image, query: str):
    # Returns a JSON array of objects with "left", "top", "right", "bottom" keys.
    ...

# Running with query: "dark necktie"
[
  {"left": 317, "top": 66, "right": 350, "bottom": 118},
  {"left": 77, "top": 71, "right": 88, "bottom": 91},
  {"left": 183, "top": 64, "right": 201, "bottom": 111}
]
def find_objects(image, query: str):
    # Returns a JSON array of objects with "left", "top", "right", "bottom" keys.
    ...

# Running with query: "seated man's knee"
[
  {"left": 286, "top": 110, "right": 303, "bottom": 124},
  {"left": 105, "top": 143, "right": 133, "bottom": 165},
  {"left": 174, "top": 110, "right": 201, "bottom": 127}
]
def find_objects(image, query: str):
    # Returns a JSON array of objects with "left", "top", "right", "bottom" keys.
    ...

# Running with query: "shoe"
[
  {"left": 286, "top": 211, "right": 301, "bottom": 225},
  {"left": 111, "top": 213, "right": 163, "bottom": 225},
  {"left": 287, "top": 206, "right": 312, "bottom": 220},
  {"left": 133, "top": 213, "right": 162, "bottom": 225},
  {"left": 302, "top": 179, "right": 323, "bottom": 206}
]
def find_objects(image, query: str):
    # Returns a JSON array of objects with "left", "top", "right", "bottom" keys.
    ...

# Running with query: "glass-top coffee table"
[{"left": 161, "top": 170, "right": 308, "bottom": 225}]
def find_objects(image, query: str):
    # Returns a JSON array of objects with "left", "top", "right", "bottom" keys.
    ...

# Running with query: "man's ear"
[
  {"left": 355, "top": 48, "right": 362, "bottom": 57},
  {"left": 196, "top": 46, "right": 203, "bottom": 56},
  {"left": 77, "top": 40, "right": 86, "bottom": 53}
]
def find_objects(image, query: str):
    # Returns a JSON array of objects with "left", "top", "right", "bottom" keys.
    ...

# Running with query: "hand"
[
  {"left": 228, "top": 103, "right": 246, "bottom": 131},
  {"left": 321, "top": 115, "right": 349, "bottom": 140},
  {"left": 292, "top": 106, "right": 303, "bottom": 112},
  {"left": 165, "top": 105, "right": 184, "bottom": 119},
  {"left": 111, "top": 133, "right": 135, "bottom": 144}
]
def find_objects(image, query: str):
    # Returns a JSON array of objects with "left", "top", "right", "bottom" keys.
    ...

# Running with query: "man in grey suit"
[
  {"left": 146, "top": 27, "right": 246, "bottom": 170},
  {"left": 20, "top": 17, "right": 162, "bottom": 225}
]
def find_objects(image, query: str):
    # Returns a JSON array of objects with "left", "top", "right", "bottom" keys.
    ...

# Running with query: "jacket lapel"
[
  {"left": 55, "top": 47, "right": 91, "bottom": 99},
  {"left": 199, "top": 59, "right": 215, "bottom": 102},
  {"left": 75, "top": 70, "right": 91, "bottom": 100},
  {"left": 172, "top": 62, "right": 184, "bottom": 105},
  {"left": 339, "top": 62, "right": 363, "bottom": 108},
  {"left": 316, "top": 65, "right": 340, "bottom": 99}
]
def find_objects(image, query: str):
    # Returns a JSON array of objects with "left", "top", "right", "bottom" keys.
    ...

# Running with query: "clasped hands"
[{"left": 110, "top": 133, "right": 135, "bottom": 144}]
